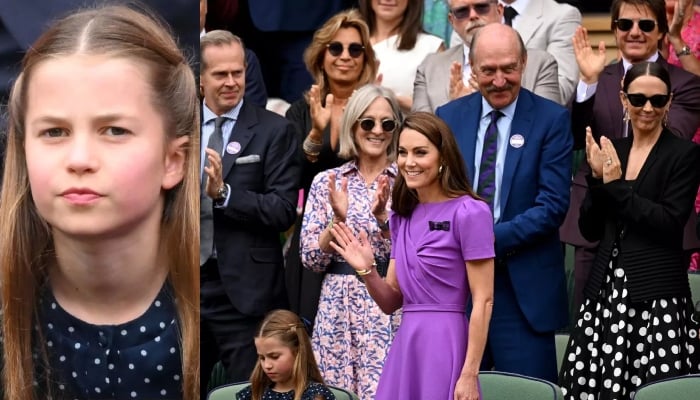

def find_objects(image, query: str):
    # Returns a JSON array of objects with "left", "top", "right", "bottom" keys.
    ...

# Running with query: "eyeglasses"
[
  {"left": 450, "top": 2, "right": 494, "bottom": 19},
  {"left": 326, "top": 42, "right": 365, "bottom": 58},
  {"left": 614, "top": 18, "right": 656, "bottom": 33},
  {"left": 358, "top": 118, "right": 397, "bottom": 132},
  {"left": 625, "top": 93, "right": 670, "bottom": 108}
]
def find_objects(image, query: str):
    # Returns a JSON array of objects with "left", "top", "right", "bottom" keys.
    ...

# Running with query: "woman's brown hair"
[
  {"left": 249, "top": 310, "right": 325, "bottom": 400},
  {"left": 392, "top": 112, "right": 477, "bottom": 216},
  {"left": 358, "top": 0, "right": 426, "bottom": 50},
  {"left": 303, "top": 9, "right": 378, "bottom": 102},
  {"left": 0, "top": 4, "right": 199, "bottom": 399}
]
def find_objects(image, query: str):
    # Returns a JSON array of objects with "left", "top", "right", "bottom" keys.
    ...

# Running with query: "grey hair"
[
  {"left": 337, "top": 84, "right": 403, "bottom": 160},
  {"left": 200, "top": 29, "right": 246, "bottom": 72}
]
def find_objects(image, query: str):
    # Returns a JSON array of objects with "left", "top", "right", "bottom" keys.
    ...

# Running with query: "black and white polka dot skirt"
[{"left": 560, "top": 244, "right": 700, "bottom": 400}]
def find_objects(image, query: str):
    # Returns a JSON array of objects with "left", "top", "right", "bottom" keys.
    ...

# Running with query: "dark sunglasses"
[
  {"left": 625, "top": 93, "right": 670, "bottom": 108},
  {"left": 614, "top": 18, "right": 656, "bottom": 33},
  {"left": 358, "top": 118, "right": 397, "bottom": 132},
  {"left": 450, "top": 2, "right": 494, "bottom": 19},
  {"left": 326, "top": 42, "right": 365, "bottom": 58}
]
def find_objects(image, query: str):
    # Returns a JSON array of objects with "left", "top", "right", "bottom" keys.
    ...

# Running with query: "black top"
[
  {"left": 37, "top": 284, "right": 182, "bottom": 399},
  {"left": 236, "top": 382, "right": 336, "bottom": 400}
]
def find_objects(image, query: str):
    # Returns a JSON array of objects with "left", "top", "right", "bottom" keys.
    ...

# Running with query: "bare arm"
[{"left": 453, "top": 258, "right": 494, "bottom": 400}]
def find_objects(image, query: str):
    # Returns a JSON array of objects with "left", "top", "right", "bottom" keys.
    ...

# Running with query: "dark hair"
[
  {"left": 622, "top": 61, "right": 671, "bottom": 93},
  {"left": 611, "top": 0, "right": 668, "bottom": 48},
  {"left": 358, "top": 0, "right": 425, "bottom": 50},
  {"left": 392, "top": 112, "right": 478, "bottom": 216}
]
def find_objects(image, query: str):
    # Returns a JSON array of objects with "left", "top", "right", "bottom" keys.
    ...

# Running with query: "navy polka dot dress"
[
  {"left": 235, "top": 382, "right": 336, "bottom": 400},
  {"left": 35, "top": 285, "right": 182, "bottom": 399}
]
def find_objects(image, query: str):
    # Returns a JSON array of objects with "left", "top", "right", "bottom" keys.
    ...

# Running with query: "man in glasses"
[
  {"left": 413, "top": 0, "right": 562, "bottom": 113},
  {"left": 561, "top": 0, "right": 700, "bottom": 317},
  {"left": 436, "top": 23, "right": 573, "bottom": 383}
]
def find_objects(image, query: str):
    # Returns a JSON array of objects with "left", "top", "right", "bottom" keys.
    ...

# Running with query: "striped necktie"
[{"left": 477, "top": 110, "right": 502, "bottom": 209}]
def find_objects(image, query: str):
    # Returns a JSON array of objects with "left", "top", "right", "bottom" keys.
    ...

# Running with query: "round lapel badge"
[
  {"left": 226, "top": 141, "right": 241, "bottom": 155},
  {"left": 509, "top": 134, "right": 525, "bottom": 148}
]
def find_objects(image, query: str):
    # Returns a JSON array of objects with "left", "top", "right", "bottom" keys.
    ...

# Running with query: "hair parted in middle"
[
  {"left": 392, "top": 112, "right": 479, "bottom": 216},
  {"left": 248, "top": 309, "right": 324, "bottom": 400},
  {"left": 303, "top": 9, "right": 378, "bottom": 103},
  {"left": 337, "top": 83, "right": 402, "bottom": 160}
]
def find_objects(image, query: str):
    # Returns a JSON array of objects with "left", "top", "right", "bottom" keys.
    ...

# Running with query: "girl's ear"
[{"left": 162, "top": 135, "right": 189, "bottom": 190}]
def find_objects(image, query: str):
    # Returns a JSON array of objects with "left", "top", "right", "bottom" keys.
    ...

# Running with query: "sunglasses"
[
  {"left": 614, "top": 18, "right": 656, "bottom": 33},
  {"left": 625, "top": 93, "right": 670, "bottom": 108},
  {"left": 450, "top": 2, "right": 494, "bottom": 19},
  {"left": 358, "top": 118, "right": 397, "bottom": 132},
  {"left": 326, "top": 42, "right": 365, "bottom": 58}
]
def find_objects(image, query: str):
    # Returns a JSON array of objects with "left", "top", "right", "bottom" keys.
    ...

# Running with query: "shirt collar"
[
  {"left": 480, "top": 95, "right": 518, "bottom": 121},
  {"left": 500, "top": 0, "right": 529, "bottom": 16},
  {"left": 339, "top": 160, "right": 398, "bottom": 178},
  {"left": 621, "top": 52, "right": 660, "bottom": 74},
  {"left": 202, "top": 99, "right": 243, "bottom": 125}
]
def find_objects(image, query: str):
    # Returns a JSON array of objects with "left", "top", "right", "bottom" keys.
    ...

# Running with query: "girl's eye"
[
  {"left": 42, "top": 128, "right": 66, "bottom": 138},
  {"left": 105, "top": 126, "right": 129, "bottom": 136}
]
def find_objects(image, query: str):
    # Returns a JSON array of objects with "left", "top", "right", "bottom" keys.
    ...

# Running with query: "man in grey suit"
[
  {"left": 497, "top": 0, "right": 581, "bottom": 102},
  {"left": 413, "top": 0, "right": 562, "bottom": 112}
]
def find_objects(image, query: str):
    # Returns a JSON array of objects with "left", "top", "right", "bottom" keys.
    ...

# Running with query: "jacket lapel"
[
  {"left": 515, "top": 0, "right": 543, "bottom": 46},
  {"left": 601, "top": 63, "right": 625, "bottom": 138},
  {"left": 500, "top": 89, "right": 531, "bottom": 211},
  {"left": 457, "top": 94, "right": 482, "bottom": 184},
  {"left": 221, "top": 101, "right": 256, "bottom": 179}
]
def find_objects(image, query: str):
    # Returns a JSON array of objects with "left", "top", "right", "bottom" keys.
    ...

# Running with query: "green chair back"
[
  {"left": 555, "top": 333, "right": 570, "bottom": 375},
  {"left": 207, "top": 381, "right": 359, "bottom": 400},
  {"left": 632, "top": 374, "right": 700, "bottom": 400},
  {"left": 479, "top": 371, "right": 564, "bottom": 400},
  {"left": 689, "top": 272, "right": 700, "bottom": 306}
]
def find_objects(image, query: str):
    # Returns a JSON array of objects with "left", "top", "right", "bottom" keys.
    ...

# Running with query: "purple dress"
[{"left": 375, "top": 196, "right": 495, "bottom": 399}]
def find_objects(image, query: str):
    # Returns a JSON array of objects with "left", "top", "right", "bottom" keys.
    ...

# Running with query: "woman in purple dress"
[{"left": 329, "top": 112, "right": 495, "bottom": 400}]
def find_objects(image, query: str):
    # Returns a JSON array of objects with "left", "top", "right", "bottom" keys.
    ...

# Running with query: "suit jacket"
[
  {"left": 580, "top": 130, "right": 700, "bottom": 302},
  {"left": 247, "top": 0, "right": 355, "bottom": 32},
  {"left": 436, "top": 88, "right": 572, "bottom": 332},
  {"left": 412, "top": 45, "right": 561, "bottom": 113},
  {"left": 512, "top": 0, "right": 580, "bottom": 103},
  {"left": 201, "top": 101, "right": 301, "bottom": 316},
  {"left": 560, "top": 58, "right": 700, "bottom": 249}
]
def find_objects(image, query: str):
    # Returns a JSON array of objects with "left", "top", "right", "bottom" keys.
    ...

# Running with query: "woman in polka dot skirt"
[
  {"left": 0, "top": 4, "right": 199, "bottom": 400},
  {"left": 559, "top": 61, "right": 700, "bottom": 399},
  {"left": 237, "top": 310, "right": 336, "bottom": 400}
]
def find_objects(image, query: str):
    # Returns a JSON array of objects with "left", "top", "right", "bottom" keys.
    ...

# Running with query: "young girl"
[
  {"left": 237, "top": 310, "right": 335, "bottom": 400},
  {"left": 0, "top": 5, "right": 199, "bottom": 400}
]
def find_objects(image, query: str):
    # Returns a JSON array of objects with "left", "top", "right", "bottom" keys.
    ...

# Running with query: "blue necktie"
[{"left": 477, "top": 110, "right": 502, "bottom": 209}]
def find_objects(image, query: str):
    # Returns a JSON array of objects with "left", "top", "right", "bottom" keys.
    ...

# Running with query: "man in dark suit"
[
  {"left": 436, "top": 23, "right": 572, "bottom": 383},
  {"left": 560, "top": 0, "right": 700, "bottom": 312},
  {"left": 199, "top": 30, "right": 300, "bottom": 394}
]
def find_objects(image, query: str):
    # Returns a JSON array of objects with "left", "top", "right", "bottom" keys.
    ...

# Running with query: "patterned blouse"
[
  {"left": 300, "top": 160, "right": 397, "bottom": 271},
  {"left": 236, "top": 382, "right": 336, "bottom": 400}
]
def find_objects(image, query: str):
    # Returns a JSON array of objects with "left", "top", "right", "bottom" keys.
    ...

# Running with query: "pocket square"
[
  {"left": 428, "top": 221, "right": 450, "bottom": 231},
  {"left": 235, "top": 155, "right": 261, "bottom": 165}
]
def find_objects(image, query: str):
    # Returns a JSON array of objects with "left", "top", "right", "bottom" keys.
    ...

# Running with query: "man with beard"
[
  {"left": 436, "top": 23, "right": 572, "bottom": 382},
  {"left": 412, "top": 0, "right": 562, "bottom": 112}
]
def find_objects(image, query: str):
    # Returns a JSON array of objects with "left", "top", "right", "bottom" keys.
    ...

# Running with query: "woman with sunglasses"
[
  {"left": 560, "top": 62, "right": 700, "bottom": 400},
  {"left": 284, "top": 9, "right": 379, "bottom": 337},
  {"left": 299, "top": 84, "right": 402, "bottom": 400},
  {"left": 358, "top": 0, "right": 444, "bottom": 112},
  {"left": 562, "top": 0, "right": 700, "bottom": 319}
]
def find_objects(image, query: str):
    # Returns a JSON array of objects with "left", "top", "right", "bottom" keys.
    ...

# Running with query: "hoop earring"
[{"left": 623, "top": 108, "right": 630, "bottom": 123}]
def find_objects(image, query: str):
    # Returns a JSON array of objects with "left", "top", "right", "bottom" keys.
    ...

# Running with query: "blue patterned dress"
[{"left": 300, "top": 160, "right": 401, "bottom": 400}]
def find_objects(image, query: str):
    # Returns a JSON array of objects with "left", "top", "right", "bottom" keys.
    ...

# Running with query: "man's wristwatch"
[
  {"left": 676, "top": 45, "right": 692, "bottom": 57},
  {"left": 214, "top": 184, "right": 229, "bottom": 206}
]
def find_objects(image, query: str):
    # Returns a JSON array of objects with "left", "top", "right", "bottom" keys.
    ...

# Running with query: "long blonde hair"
[
  {"left": 0, "top": 5, "right": 199, "bottom": 399},
  {"left": 249, "top": 310, "right": 324, "bottom": 400}
]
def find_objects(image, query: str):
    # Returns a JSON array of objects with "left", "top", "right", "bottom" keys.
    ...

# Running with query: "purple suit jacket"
[{"left": 560, "top": 57, "right": 700, "bottom": 249}]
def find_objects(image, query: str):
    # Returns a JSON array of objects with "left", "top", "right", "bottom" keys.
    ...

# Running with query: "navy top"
[
  {"left": 236, "top": 382, "right": 336, "bottom": 400},
  {"left": 36, "top": 284, "right": 182, "bottom": 399}
]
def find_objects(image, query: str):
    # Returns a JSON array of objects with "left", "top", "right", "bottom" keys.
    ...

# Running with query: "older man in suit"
[
  {"left": 199, "top": 30, "right": 300, "bottom": 395},
  {"left": 436, "top": 23, "right": 572, "bottom": 382},
  {"left": 560, "top": 0, "right": 700, "bottom": 313},
  {"left": 413, "top": 0, "right": 561, "bottom": 113}
]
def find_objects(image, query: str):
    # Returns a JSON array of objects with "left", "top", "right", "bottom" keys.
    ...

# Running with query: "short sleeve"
[
  {"left": 455, "top": 197, "right": 495, "bottom": 261},
  {"left": 389, "top": 213, "right": 404, "bottom": 260}
]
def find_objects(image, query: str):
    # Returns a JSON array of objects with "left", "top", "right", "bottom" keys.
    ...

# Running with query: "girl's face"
[
  {"left": 353, "top": 97, "right": 396, "bottom": 160},
  {"left": 397, "top": 128, "right": 442, "bottom": 194},
  {"left": 254, "top": 336, "right": 296, "bottom": 391},
  {"left": 24, "top": 55, "right": 187, "bottom": 241}
]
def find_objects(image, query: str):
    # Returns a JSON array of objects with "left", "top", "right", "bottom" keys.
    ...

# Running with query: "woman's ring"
[{"left": 606, "top": 159, "right": 612, "bottom": 166}]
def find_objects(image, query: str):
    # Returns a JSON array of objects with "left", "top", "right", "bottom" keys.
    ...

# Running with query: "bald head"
[{"left": 469, "top": 23, "right": 526, "bottom": 66}]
